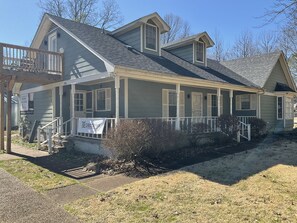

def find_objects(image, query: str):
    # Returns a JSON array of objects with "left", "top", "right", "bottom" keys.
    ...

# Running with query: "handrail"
[
  {"left": 40, "top": 117, "right": 61, "bottom": 130},
  {"left": 238, "top": 121, "right": 251, "bottom": 142}
]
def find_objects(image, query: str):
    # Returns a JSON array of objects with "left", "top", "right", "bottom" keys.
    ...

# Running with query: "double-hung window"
[
  {"left": 236, "top": 94, "right": 257, "bottom": 110},
  {"left": 145, "top": 24, "right": 157, "bottom": 51},
  {"left": 162, "top": 89, "right": 185, "bottom": 118},
  {"left": 196, "top": 41, "right": 204, "bottom": 63},
  {"left": 96, "top": 88, "right": 111, "bottom": 111}
]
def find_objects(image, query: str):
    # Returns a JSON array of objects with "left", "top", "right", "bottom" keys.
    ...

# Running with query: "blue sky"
[{"left": 0, "top": 0, "right": 279, "bottom": 47}]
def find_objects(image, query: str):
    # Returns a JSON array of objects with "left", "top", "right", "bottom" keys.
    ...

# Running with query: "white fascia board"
[
  {"left": 47, "top": 17, "right": 115, "bottom": 73},
  {"left": 20, "top": 72, "right": 111, "bottom": 94},
  {"left": 115, "top": 66, "right": 263, "bottom": 93}
]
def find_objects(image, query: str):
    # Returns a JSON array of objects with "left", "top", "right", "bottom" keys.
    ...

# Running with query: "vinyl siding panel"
[
  {"left": 115, "top": 27, "right": 141, "bottom": 51},
  {"left": 45, "top": 28, "right": 108, "bottom": 80},
  {"left": 264, "top": 60, "right": 289, "bottom": 92},
  {"left": 260, "top": 95, "right": 277, "bottom": 131},
  {"left": 169, "top": 44, "right": 193, "bottom": 63}
]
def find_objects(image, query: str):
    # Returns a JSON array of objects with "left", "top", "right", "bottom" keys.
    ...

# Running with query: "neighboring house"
[{"left": 14, "top": 12, "right": 296, "bottom": 147}]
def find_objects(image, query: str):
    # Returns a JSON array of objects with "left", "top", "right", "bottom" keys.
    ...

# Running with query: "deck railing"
[{"left": 0, "top": 42, "right": 63, "bottom": 75}]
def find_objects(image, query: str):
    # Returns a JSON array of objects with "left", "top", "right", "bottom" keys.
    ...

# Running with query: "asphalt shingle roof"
[
  {"left": 221, "top": 52, "right": 281, "bottom": 88},
  {"left": 48, "top": 14, "right": 265, "bottom": 88}
]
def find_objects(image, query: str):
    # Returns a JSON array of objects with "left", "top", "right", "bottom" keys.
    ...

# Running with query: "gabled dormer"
[
  {"left": 111, "top": 12, "right": 170, "bottom": 56},
  {"left": 162, "top": 32, "right": 214, "bottom": 67}
]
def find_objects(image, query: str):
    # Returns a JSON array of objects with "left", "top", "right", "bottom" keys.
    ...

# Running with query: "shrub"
[
  {"left": 249, "top": 117, "right": 267, "bottom": 138},
  {"left": 190, "top": 122, "right": 210, "bottom": 146},
  {"left": 103, "top": 119, "right": 186, "bottom": 164},
  {"left": 218, "top": 114, "right": 239, "bottom": 138}
]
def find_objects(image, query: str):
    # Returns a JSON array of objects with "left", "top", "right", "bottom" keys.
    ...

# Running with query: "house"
[{"left": 10, "top": 12, "right": 296, "bottom": 152}]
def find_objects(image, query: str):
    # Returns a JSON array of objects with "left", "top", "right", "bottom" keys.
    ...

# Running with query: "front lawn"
[
  {"left": 65, "top": 137, "right": 297, "bottom": 222},
  {"left": 0, "top": 159, "right": 77, "bottom": 192}
]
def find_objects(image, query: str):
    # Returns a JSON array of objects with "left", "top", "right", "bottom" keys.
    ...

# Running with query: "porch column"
[
  {"left": 71, "top": 84, "right": 76, "bottom": 135},
  {"left": 175, "top": 83, "right": 180, "bottom": 130},
  {"left": 283, "top": 96, "right": 286, "bottom": 128},
  {"left": 115, "top": 75, "right": 120, "bottom": 124},
  {"left": 229, "top": 90, "right": 233, "bottom": 115},
  {"left": 257, "top": 93, "right": 261, "bottom": 118},
  {"left": 6, "top": 81, "right": 13, "bottom": 154},
  {"left": 124, "top": 78, "right": 128, "bottom": 118},
  {"left": 0, "top": 81, "right": 4, "bottom": 152},
  {"left": 59, "top": 86, "right": 63, "bottom": 133},
  {"left": 217, "top": 88, "right": 221, "bottom": 116}
]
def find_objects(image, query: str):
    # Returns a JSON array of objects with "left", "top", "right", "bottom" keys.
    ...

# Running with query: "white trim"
[
  {"left": 257, "top": 93, "right": 261, "bottom": 118},
  {"left": 115, "top": 76, "right": 120, "bottom": 123},
  {"left": 144, "top": 23, "right": 158, "bottom": 52},
  {"left": 140, "top": 24, "right": 143, "bottom": 52},
  {"left": 217, "top": 88, "right": 221, "bottom": 116},
  {"left": 176, "top": 83, "right": 181, "bottom": 130},
  {"left": 52, "top": 88, "right": 56, "bottom": 120},
  {"left": 191, "top": 92, "right": 203, "bottom": 117},
  {"left": 20, "top": 73, "right": 110, "bottom": 94},
  {"left": 59, "top": 86, "right": 63, "bottom": 118},
  {"left": 95, "top": 88, "right": 111, "bottom": 112},
  {"left": 124, "top": 78, "right": 129, "bottom": 118},
  {"left": 192, "top": 42, "right": 195, "bottom": 63},
  {"left": 277, "top": 96, "right": 283, "bottom": 120},
  {"left": 235, "top": 94, "right": 257, "bottom": 111},
  {"left": 229, "top": 90, "right": 233, "bottom": 115},
  {"left": 158, "top": 28, "right": 161, "bottom": 56},
  {"left": 115, "top": 67, "right": 262, "bottom": 93}
]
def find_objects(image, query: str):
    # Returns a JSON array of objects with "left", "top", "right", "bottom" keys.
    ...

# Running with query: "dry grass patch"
[
  {"left": 0, "top": 159, "right": 77, "bottom": 192},
  {"left": 65, "top": 139, "right": 297, "bottom": 223}
]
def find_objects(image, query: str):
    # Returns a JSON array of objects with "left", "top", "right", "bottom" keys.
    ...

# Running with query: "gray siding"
[
  {"left": 260, "top": 95, "right": 277, "bottom": 131},
  {"left": 20, "top": 90, "right": 53, "bottom": 129},
  {"left": 115, "top": 27, "right": 141, "bottom": 51},
  {"left": 44, "top": 28, "right": 108, "bottom": 80},
  {"left": 169, "top": 44, "right": 193, "bottom": 63},
  {"left": 264, "top": 60, "right": 289, "bottom": 92}
]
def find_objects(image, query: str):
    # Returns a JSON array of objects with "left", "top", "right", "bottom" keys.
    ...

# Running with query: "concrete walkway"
[{"left": 0, "top": 169, "right": 78, "bottom": 223}]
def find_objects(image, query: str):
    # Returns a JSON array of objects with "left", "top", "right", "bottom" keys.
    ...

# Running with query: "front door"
[
  {"left": 74, "top": 92, "right": 86, "bottom": 117},
  {"left": 86, "top": 91, "right": 93, "bottom": 117},
  {"left": 192, "top": 92, "right": 203, "bottom": 117}
]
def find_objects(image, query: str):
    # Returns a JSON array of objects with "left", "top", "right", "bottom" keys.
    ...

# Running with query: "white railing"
[
  {"left": 237, "top": 121, "right": 251, "bottom": 142},
  {"left": 238, "top": 116, "right": 256, "bottom": 124},
  {"left": 37, "top": 117, "right": 63, "bottom": 153}
]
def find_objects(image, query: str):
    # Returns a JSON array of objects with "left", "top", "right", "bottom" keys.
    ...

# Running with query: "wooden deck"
[{"left": 0, "top": 42, "right": 63, "bottom": 84}]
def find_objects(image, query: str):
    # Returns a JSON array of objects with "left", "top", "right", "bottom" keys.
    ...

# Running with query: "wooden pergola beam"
[{"left": 0, "top": 81, "right": 4, "bottom": 152}]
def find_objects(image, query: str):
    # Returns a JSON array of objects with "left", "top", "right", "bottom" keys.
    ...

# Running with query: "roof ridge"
[{"left": 223, "top": 51, "right": 282, "bottom": 63}]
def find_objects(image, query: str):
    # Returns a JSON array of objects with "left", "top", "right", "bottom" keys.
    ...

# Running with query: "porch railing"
[
  {"left": 238, "top": 121, "right": 251, "bottom": 142},
  {"left": 0, "top": 42, "right": 63, "bottom": 75}
]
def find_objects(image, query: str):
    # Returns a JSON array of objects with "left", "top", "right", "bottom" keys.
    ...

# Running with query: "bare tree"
[
  {"left": 258, "top": 31, "right": 279, "bottom": 54},
  {"left": 38, "top": 0, "right": 123, "bottom": 29},
  {"left": 209, "top": 30, "right": 226, "bottom": 61},
  {"left": 161, "top": 13, "right": 191, "bottom": 44},
  {"left": 228, "top": 30, "right": 259, "bottom": 59}
]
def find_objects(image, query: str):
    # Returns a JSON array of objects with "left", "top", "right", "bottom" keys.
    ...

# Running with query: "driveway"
[{"left": 0, "top": 169, "right": 77, "bottom": 223}]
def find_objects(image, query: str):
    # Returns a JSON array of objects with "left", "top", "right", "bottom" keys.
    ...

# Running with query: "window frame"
[
  {"left": 95, "top": 88, "right": 111, "bottom": 112},
  {"left": 277, "top": 96, "right": 283, "bottom": 120},
  {"left": 144, "top": 23, "right": 158, "bottom": 52},
  {"left": 195, "top": 41, "right": 205, "bottom": 63},
  {"left": 162, "top": 89, "right": 185, "bottom": 118},
  {"left": 236, "top": 94, "right": 256, "bottom": 111}
]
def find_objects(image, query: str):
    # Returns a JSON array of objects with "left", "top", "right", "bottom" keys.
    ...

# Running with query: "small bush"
[
  {"left": 218, "top": 114, "right": 239, "bottom": 138},
  {"left": 104, "top": 119, "right": 186, "bottom": 165},
  {"left": 190, "top": 122, "right": 210, "bottom": 146},
  {"left": 249, "top": 117, "right": 267, "bottom": 138}
]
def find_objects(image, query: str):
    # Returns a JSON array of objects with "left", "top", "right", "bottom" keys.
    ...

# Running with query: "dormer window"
[
  {"left": 145, "top": 23, "right": 157, "bottom": 51},
  {"left": 196, "top": 41, "right": 204, "bottom": 63}
]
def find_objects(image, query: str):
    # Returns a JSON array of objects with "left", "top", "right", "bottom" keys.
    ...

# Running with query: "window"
[
  {"left": 28, "top": 93, "right": 34, "bottom": 111},
  {"left": 236, "top": 94, "right": 257, "bottom": 110},
  {"left": 145, "top": 24, "right": 157, "bottom": 51},
  {"left": 162, "top": 89, "right": 185, "bottom": 118},
  {"left": 196, "top": 41, "right": 204, "bottom": 62},
  {"left": 285, "top": 97, "right": 293, "bottom": 119},
  {"left": 277, "top": 96, "right": 283, "bottom": 119},
  {"left": 74, "top": 93, "right": 84, "bottom": 112},
  {"left": 96, "top": 88, "right": 111, "bottom": 111},
  {"left": 207, "top": 94, "right": 223, "bottom": 116}
]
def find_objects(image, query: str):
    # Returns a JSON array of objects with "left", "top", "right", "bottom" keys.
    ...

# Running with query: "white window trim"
[
  {"left": 195, "top": 41, "right": 205, "bottom": 63},
  {"left": 236, "top": 94, "right": 256, "bottom": 111},
  {"left": 95, "top": 88, "right": 111, "bottom": 112},
  {"left": 162, "top": 89, "right": 185, "bottom": 118},
  {"left": 207, "top": 93, "right": 223, "bottom": 117},
  {"left": 277, "top": 96, "right": 283, "bottom": 120},
  {"left": 74, "top": 91, "right": 86, "bottom": 112},
  {"left": 144, "top": 23, "right": 158, "bottom": 52}
]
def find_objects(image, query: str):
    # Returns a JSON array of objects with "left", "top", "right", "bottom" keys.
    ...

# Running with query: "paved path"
[{"left": 0, "top": 169, "right": 78, "bottom": 223}]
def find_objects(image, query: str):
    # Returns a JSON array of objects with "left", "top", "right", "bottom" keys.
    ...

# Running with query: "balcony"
[{"left": 0, "top": 42, "right": 63, "bottom": 84}]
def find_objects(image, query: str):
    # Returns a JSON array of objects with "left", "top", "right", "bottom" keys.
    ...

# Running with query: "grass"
[
  {"left": 64, "top": 138, "right": 297, "bottom": 223},
  {"left": 11, "top": 134, "right": 38, "bottom": 149},
  {"left": 0, "top": 159, "right": 77, "bottom": 192}
]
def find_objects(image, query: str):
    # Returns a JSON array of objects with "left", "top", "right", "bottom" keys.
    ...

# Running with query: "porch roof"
[{"left": 45, "top": 14, "right": 258, "bottom": 89}]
